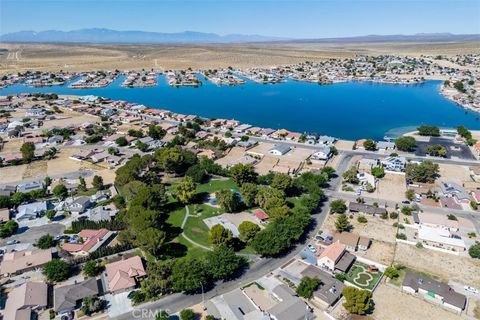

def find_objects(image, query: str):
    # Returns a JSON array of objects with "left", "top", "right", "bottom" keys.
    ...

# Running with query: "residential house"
[
  {"left": 317, "top": 241, "right": 355, "bottom": 273},
  {"left": 381, "top": 156, "right": 407, "bottom": 172},
  {"left": 0, "top": 184, "right": 16, "bottom": 196},
  {"left": 318, "top": 135, "right": 336, "bottom": 146},
  {"left": 17, "top": 181, "right": 44, "bottom": 193},
  {"left": 104, "top": 256, "right": 146, "bottom": 294},
  {"left": 440, "top": 182, "right": 471, "bottom": 206},
  {"left": 0, "top": 249, "right": 52, "bottom": 276},
  {"left": 62, "top": 228, "right": 114, "bottom": 256},
  {"left": 300, "top": 264, "right": 345, "bottom": 307},
  {"left": 16, "top": 201, "right": 48, "bottom": 221},
  {"left": 90, "top": 151, "right": 109, "bottom": 163},
  {"left": 234, "top": 124, "right": 252, "bottom": 133},
  {"left": 331, "top": 231, "right": 371, "bottom": 251},
  {"left": 402, "top": 272, "right": 466, "bottom": 313},
  {"left": 357, "top": 171, "right": 376, "bottom": 189},
  {"left": 377, "top": 141, "right": 396, "bottom": 152},
  {"left": 311, "top": 146, "right": 332, "bottom": 161},
  {"left": 253, "top": 208, "right": 269, "bottom": 222},
  {"left": 417, "top": 225, "right": 466, "bottom": 252},
  {"left": 66, "top": 196, "right": 92, "bottom": 213},
  {"left": 348, "top": 202, "right": 387, "bottom": 216},
  {"left": 88, "top": 206, "right": 118, "bottom": 222},
  {"left": 4, "top": 282, "right": 48, "bottom": 320},
  {"left": 54, "top": 278, "right": 100, "bottom": 314},
  {"left": 269, "top": 144, "right": 291, "bottom": 156}
]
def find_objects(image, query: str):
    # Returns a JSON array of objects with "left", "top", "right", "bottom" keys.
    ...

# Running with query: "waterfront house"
[
  {"left": 4, "top": 282, "right": 48, "bottom": 320},
  {"left": 318, "top": 135, "right": 337, "bottom": 146},
  {"left": 260, "top": 128, "right": 275, "bottom": 138},
  {"left": 269, "top": 144, "right": 291, "bottom": 156},
  {"left": 377, "top": 141, "right": 396, "bottom": 152},
  {"left": 104, "top": 256, "right": 146, "bottom": 294},
  {"left": 54, "top": 278, "right": 100, "bottom": 314},
  {"left": 402, "top": 272, "right": 466, "bottom": 313}
]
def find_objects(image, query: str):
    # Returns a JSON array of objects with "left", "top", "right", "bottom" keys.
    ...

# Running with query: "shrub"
[
  {"left": 384, "top": 266, "right": 399, "bottom": 279},
  {"left": 396, "top": 233, "right": 407, "bottom": 240},
  {"left": 357, "top": 216, "right": 368, "bottom": 223}
]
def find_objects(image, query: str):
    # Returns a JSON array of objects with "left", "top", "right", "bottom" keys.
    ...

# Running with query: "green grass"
[
  {"left": 182, "top": 204, "right": 224, "bottom": 248},
  {"left": 345, "top": 261, "right": 383, "bottom": 290},
  {"left": 196, "top": 178, "right": 238, "bottom": 194},
  {"left": 176, "top": 235, "right": 209, "bottom": 259},
  {"left": 167, "top": 206, "right": 187, "bottom": 228}
]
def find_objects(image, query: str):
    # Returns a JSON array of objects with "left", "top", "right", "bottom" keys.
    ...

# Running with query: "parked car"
[
  {"left": 401, "top": 200, "right": 410, "bottom": 204},
  {"left": 307, "top": 244, "right": 317, "bottom": 253},
  {"left": 6, "top": 239, "right": 20, "bottom": 245},
  {"left": 465, "top": 286, "right": 479, "bottom": 294},
  {"left": 315, "top": 235, "right": 325, "bottom": 242}
]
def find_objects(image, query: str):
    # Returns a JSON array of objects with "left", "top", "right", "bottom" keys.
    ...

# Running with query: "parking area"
[{"left": 415, "top": 137, "right": 475, "bottom": 160}]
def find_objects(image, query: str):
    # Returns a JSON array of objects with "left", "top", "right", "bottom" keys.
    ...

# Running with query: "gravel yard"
[
  {"left": 371, "top": 283, "right": 463, "bottom": 320},
  {"left": 370, "top": 173, "right": 407, "bottom": 203},
  {"left": 393, "top": 242, "right": 480, "bottom": 287}
]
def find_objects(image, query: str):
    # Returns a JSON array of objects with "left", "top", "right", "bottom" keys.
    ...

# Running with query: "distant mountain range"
[
  {"left": 0, "top": 29, "right": 478, "bottom": 44},
  {"left": 0, "top": 28, "right": 288, "bottom": 44}
]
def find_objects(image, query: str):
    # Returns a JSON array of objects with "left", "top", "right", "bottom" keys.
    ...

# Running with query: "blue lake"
[{"left": 1, "top": 75, "right": 479, "bottom": 140}]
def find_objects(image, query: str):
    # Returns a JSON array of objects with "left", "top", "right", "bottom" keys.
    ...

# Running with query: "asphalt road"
[{"left": 0, "top": 223, "right": 65, "bottom": 246}]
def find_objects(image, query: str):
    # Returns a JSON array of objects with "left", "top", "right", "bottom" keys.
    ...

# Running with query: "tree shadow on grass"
[{"left": 156, "top": 242, "right": 188, "bottom": 260}]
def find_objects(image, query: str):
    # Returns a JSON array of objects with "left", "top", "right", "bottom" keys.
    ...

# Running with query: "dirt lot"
[
  {"left": 357, "top": 240, "right": 395, "bottom": 266},
  {"left": 437, "top": 163, "right": 472, "bottom": 186},
  {"left": 323, "top": 213, "right": 397, "bottom": 244},
  {"left": 215, "top": 147, "right": 247, "bottom": 167},
  {"left": 0, "top": 138, "right": 23, "bottom": 153},
  {"left": 254, "top": 156, "right": 278, "bottom": 175},
  {"left": 394, "top": 242, "right": 480, "bottom": 287},
  {"left": 370, "top": 173, "right": 407, "bottom": 203},
  {"left": 370, "top": 283, "right": 463, "bottom": 320}
]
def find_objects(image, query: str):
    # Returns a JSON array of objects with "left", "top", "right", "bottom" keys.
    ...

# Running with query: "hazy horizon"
[{"left": 1, "top": 0, "right": 479, "bottom": 38}]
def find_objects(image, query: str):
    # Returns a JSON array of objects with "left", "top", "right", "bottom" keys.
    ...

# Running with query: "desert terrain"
[{"left": 1, "top": 41, "right": 479, "bottom": 73}]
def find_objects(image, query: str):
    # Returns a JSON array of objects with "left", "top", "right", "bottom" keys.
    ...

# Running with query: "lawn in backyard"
[
  {"left": 345, "top": 261, "right": 383, "bottom": 291},
  {"left": 389, "top": 266, "right": 446, "bottom": 287}
]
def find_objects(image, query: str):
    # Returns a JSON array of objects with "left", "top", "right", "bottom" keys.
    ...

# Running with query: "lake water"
[{"left": 1, "top": 75, "right": 479, "bottom": 140}]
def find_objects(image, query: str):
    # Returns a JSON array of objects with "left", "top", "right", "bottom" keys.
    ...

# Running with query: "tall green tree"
[
  {"left": 21, "top": 142, "right": 35, "bottom": 163},
  {"left": 171, "top": 257, "right": 209, "bottom": 292},
  {"left": 238, "top": 221, "right": 261, "bottom": 243},
  {"left": 206, "top": 245, "right": 244, "bottom": 280},
  {"left": 395, "top": 136, "right": 417, "bottom": 151},
  {"left": 335, "top": 214, "right": 352, "bottom": 232},
  {"left": 172, "top": 177, "right": 196, "bottom": 204},
  {"left": 208, "top": 224, "right": 233, "bottom": 246},
  {"left": 229, "top": 163, "right": 257, "bottom": 186},
  {"left": 342, "top": 287, "right": 373, "bottom": 315},
  {"left": 296, "top": 277, "right": 322, "bottom": 299},
  {"left": 216, "top": 189, "right": 242, "bottom": 212}
]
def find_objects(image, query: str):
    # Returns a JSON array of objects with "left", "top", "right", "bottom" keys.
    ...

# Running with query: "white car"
[
  {"left": 307, "top": 244, "right": 317, "bottom": 253},
  {"left": 464, "top": 286, "right": 479, "bottom": 294}
]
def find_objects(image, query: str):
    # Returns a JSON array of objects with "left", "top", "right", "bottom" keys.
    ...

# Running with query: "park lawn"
[
  {"left": 345, "top": 261, "right": 383, "bottom": 291},
  {"left": 176, "top": 235, "right": 209, "bottom": 259},
  {"left": 167, "top": 206, "right": 187, "bottom": 228},
  {"left": 183, "top": 216, "right": 211, "bottom": 248},
  {"left": 196, "top": 178, "right": 238, "bottom": 194},
  {"left": 286, "top": 196, "right": 302, "bottom": 208}
]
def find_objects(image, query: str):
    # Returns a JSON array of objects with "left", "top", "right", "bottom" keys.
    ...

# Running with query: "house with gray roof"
[
  {"left": 348, "top": 202, "right": 387, "bottom": 216},
  {"left": 269, "top": 144, "right": 291, "bottom": 156},
  {"left": 16, "top": 201, "right": 48, "bottom": 221},
  {"left": 17, "top": 181, "right": 44, "bottom": 193},
  {"left": 402, "top": 272, "right": 466, "bottom": 313},
  {"left": 440, "top": 182, "right": 471, "bottom": 205},
  {"left": 66, "top": 196, "right": 93, "bottom": 213},
  {"left": 54, "top": 278, "right": 100, "bottom": 314}
]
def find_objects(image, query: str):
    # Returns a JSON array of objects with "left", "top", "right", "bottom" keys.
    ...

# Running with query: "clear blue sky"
[{"left": 1, "top": 0, "right": 479, "bottom": 38}]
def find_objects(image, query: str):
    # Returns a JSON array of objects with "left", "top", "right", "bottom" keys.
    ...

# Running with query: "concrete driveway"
[{"left": 105, "top": 291, "right": 133, "bottom": 318}]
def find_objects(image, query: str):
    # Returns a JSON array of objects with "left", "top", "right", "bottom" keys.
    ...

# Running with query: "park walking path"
[{"left": 180, "top": 205, "right": 212, "bottom": 251}]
